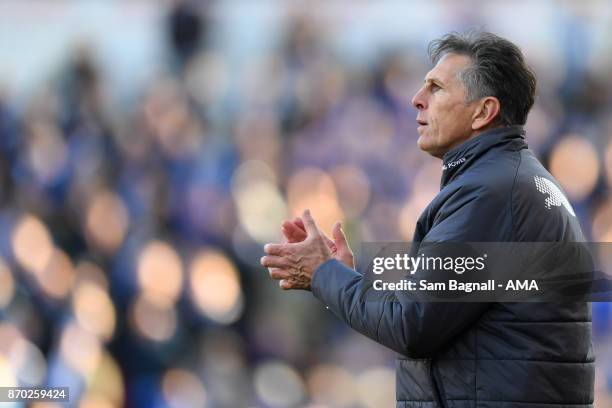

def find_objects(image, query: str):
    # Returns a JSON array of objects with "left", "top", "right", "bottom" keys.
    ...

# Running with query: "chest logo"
[{"left": 533, "top": 175, "right": 576, "bottom": 217}]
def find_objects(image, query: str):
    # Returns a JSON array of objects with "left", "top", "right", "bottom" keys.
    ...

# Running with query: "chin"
[
  {"left": 417, "top": 136, "right": 433, "bottom": 152},
  {"left": 417, "top": 137, "right": 445, "bottom": 159}
]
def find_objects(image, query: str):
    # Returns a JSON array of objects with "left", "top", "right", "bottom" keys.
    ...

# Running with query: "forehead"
[{"left": 425, "top": 53, "right": 472, "bottom": 83}]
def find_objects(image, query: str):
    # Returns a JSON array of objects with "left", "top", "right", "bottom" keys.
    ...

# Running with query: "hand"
[
  {"left": 261, "top": 209, "right": 333, "bottom": 290},
  {"left": 281, "top": 217, "right": 354, "bottom": 269}
]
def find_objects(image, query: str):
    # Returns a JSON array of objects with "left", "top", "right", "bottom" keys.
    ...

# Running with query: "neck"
[{"left": 434, "top": 124, "right": 504, "bottom": 159}]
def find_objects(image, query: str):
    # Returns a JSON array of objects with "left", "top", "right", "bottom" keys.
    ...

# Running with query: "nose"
[{"left": 411, "top": 86, "right": 427, "bottom": 110}]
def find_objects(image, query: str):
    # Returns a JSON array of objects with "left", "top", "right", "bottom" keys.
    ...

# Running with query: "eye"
[{"left": 430, "top": 83, "right": 441, "bottom": 92}]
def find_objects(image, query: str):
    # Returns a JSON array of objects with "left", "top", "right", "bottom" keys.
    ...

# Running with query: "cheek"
[
  {"left": 436, "top": 103, "right": 469, "bottom": 134},
  {"left": 428, "top": 114, "right": 444, "bottom": 137},
  {"left": 427, "top": 100, "right": 448, "bottom": 131},
  {"left": 450, "top": 107, "right": 474, "bottom": 132}
]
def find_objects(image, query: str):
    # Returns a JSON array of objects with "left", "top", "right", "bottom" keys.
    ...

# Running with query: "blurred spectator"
[{"left": 167, "top": 0, "right": 210, "bottom": 73}]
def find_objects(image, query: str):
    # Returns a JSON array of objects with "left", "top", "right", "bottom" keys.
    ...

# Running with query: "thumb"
[
  {"left": 332, "top": 221, "right": 349, "bottom": 250},
  {"left": 301, "top": 209, "right": 319, "bottom": 236}
]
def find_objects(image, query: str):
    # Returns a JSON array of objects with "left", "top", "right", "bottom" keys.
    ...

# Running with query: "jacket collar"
[{"left": 440, "top": 125, "right": 527, "bottom": 188}]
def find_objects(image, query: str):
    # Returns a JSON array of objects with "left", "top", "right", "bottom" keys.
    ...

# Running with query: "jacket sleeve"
[{"left": 311, "top": 187, "right": 506, "bottom": 358}]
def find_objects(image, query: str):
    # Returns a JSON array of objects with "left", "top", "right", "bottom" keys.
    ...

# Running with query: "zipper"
[{"left": 428, "top": 359, "right": 447, "bottom": 408}]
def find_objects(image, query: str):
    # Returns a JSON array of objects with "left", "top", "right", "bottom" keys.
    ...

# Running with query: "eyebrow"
[{"left": 424, "top": 77, "right": 445, "bottom": 87}]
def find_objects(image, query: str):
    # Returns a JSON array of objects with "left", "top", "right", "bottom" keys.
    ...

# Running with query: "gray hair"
[{"left": 428, "top": 30, "right": 537, "bottom": 126}]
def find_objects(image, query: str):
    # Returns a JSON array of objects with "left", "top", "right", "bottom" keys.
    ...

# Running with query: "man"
[{"left": 261, "top": 31, "right": 594, "bottom": 407}]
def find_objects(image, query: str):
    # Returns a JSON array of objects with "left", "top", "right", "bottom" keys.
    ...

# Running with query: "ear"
[{"left": 471, "top": 97, "right": 500, "bottom": 130}]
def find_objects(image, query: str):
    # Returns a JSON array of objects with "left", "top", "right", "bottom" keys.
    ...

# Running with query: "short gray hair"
[{"left": 428, "top": 30, "right": 537, "bottom": 126}]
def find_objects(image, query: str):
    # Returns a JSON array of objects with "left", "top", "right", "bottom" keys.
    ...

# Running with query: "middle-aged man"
[{"left": 261, "top": 31, "right": 594, "bottom": 407}]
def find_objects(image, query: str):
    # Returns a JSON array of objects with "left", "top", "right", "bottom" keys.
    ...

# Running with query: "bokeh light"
[
  {"left": 60, "top": 323, "right": 103, "bottom": 377},
  {"left": 0, "top": 323, "right": 24, "bottom": 355},
  {"left": 81, "top": 351, "right": 124, "bottom": 408},
  {"left": 137, "top": 241, "right": 183, "bottom": 307},
  {"left": 73, "top": 282, "right": 116, "bottom": 341},
  {"left": 162, "top": 369, "right": 208, "bottom": 408},
  {"left": 85, "top": 190, "right": 129, "bottom": 255},
  {"left": 130, "top": 294, "right": 177, "bottom": 343},
  {"left": 254, "top": 361, "right": 306, "bottom": 407},
  {"left": 592, "top": 199, "right": 612, "bottom": 242},
  {"left": 549, "top": 135, "right": 600, "bottom": 201},
  {"left": 189, "top": 249, "right": 244, "bottom": 324},
  {"left": 595, "top": 367, "right": 612, "bottom": 407},
  {"left": 199, "top": 329, "right": 250, "bottom": 407},
  {"left": 8, "top": 338, "right": 47, "bottom": 386},
  {"left": 356, "top": 367, "right": 396, "bottom": 408},
  {"left": 399, "top": 198, "right": 423, "bottom": 241},
  {"left": 37, "top": 248, "right": 76, "bottom": 299},
  {"left": 231, "top": 160, "right": 287, "bottom": 244},
  {"left": 78, "top": 395, "right": 116, "bottom": 408},
  {"left": 0, "top": 324, "right": 26, "bottom": 388},
  {"left": 286, "top": 167, "right": 344, "bottom": 233},
  {"left": 603, "top": 140, "right": 612, "bottom": 189},
  {"left": 0, "top": 258, "right": 15, "bottom": 308},
  {"left": 11, "top": 214, "right": 54, "bottom": 276},
  {"left": 306, "top": 364, "right": 357, "bottom": 407},
  {"left": 31, "top": 403, "right": 63, "bottom": 408},
  {"left": 0, "top": 355, "right": 17, "bottom": 388}
]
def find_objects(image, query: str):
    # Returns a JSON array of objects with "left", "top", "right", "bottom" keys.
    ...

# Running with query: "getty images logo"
[{"left": 533, "top": 175, "right": 576, "bottom": 217}]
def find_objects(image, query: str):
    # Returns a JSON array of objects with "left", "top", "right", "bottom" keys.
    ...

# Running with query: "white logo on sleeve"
[{"left": 533, "top": 175, "right": 576, "bottom": 216}]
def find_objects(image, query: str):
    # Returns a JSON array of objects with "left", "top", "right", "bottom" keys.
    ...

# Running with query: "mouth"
[{"left": 417, "top": 119, "right": 427, "bottom": 126}]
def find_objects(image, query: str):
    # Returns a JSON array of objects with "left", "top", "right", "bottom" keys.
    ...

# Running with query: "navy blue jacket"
[{"left": 312, "top": 126, "right": 594, "bottom": 407}]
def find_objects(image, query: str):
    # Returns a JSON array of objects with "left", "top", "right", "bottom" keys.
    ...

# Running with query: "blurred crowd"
[{"left": 0, "top": 1, "right": 612, "bottom": 407}]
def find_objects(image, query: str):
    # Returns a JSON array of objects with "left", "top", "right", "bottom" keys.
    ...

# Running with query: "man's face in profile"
[{"left": 411, "top": 53, "right": 478, "bottom": 159}]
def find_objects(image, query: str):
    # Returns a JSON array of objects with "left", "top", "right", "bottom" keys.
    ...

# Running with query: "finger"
[
  {"left": 268, "top": 268, "right": 291, "bottom": 280},
  {"left": 282, "top": 218, "right": 301, "bottom": 230},
  {"left": 279, "top": 279, "right": 303, "bottom": 290},
  {"left": 260, "top": 255, "right": 288, "bottom": 269},
  {"left": 332, "top": 221, "right": 349, "bottom": 251},
  {"left": 301, "top": 209, "right": 320, "bottom": 236},
  {"left": 285, "top": 218, "right": 306, "bottom": 232},
  {"left": 281, "top": 220, "right": 307, "bottom": 243},
  {"left": 264, "top": 243, "right": 287, "bottom": 256},
  {"left": 280, "top": 279, "right": 309, "bottom": 290},
  {"left": 279, "top": 226, "right": 289, "bottom": 244},
  {"left": 293, "top": 217, "right": 305, "bottom": 231},
  {"left": 321, "top": 230, "right": 335, "bottom": 248}
]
